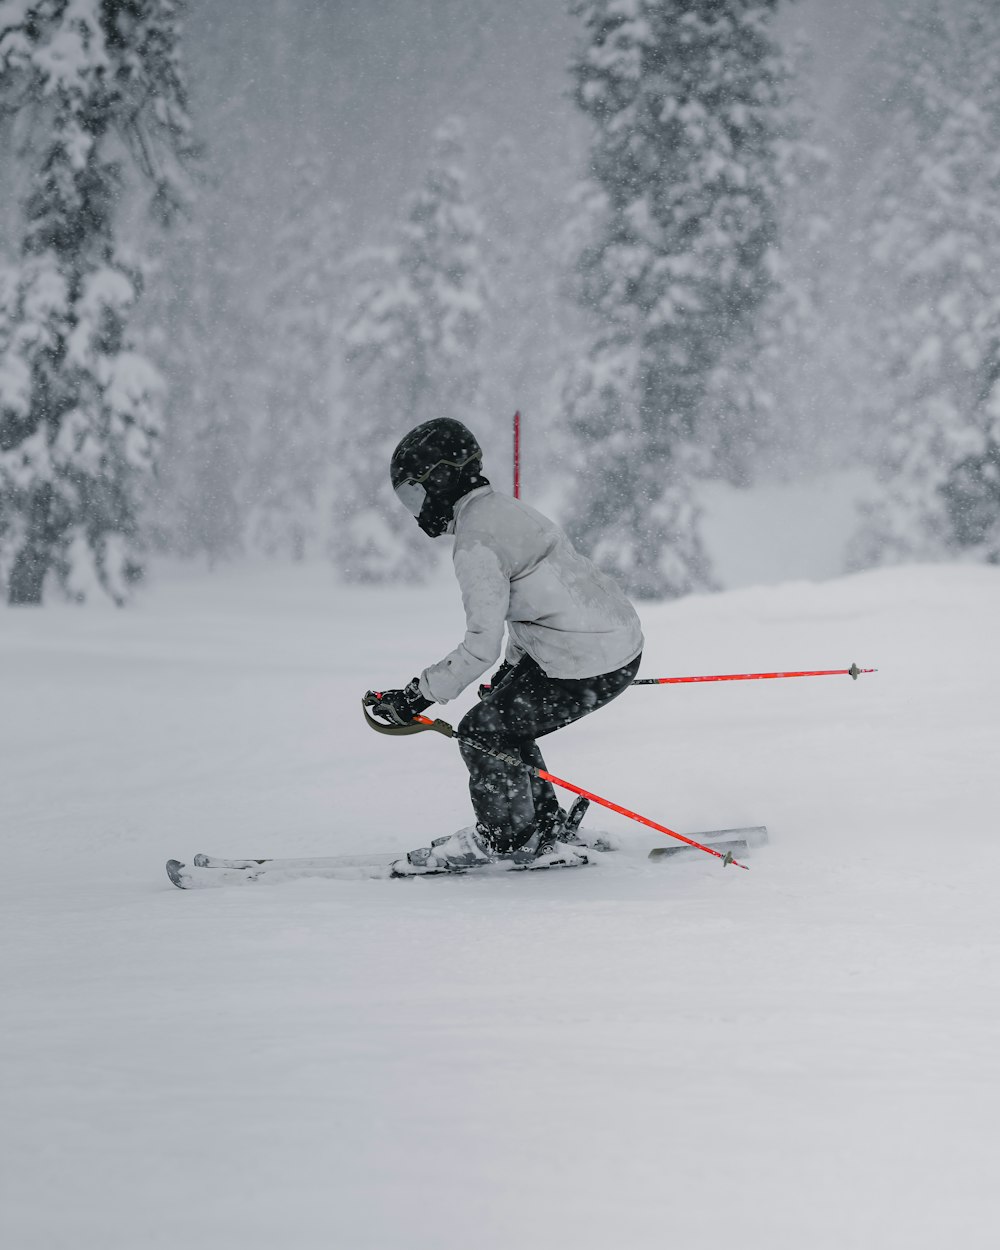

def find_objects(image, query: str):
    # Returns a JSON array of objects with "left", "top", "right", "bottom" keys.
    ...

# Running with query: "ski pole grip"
[
  {"left": 414, "top": 714, "right": 455, "bottom": 737},
  {"left": 361, "top": 701, "right": 455, "bottom": 738}
]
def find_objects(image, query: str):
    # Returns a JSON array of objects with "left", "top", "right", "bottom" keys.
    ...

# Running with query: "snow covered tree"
[
  {"left": 332, "top": 118, "right": 489, "bottom": 583},
  {"left": 564, "top": 0, "right": 789, "bottom": 598},
  {"left": 135, "top": 5, "right": 275, "bottom": 568},
  {"left": 476, "top": 134, "right": 587, "bottom": 492},
  {"left": 246, "top": 150, "right": 343, "bottom": 561},
  {"left": 0, "top": 0, "right": 195, "bottom": 604},
  {"left": 140, "top": 207, "right": 253, "bottom": 564},
  {"left": 848, "top": 0, "right": 1000, "bottom": 568},
  {"left": 701, "top": 40, "right": 837, "bottom": 484}
]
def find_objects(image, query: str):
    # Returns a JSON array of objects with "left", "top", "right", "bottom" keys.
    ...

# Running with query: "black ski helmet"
[{"left": 390, "top": 419, "right": 489, "bottom": 537}]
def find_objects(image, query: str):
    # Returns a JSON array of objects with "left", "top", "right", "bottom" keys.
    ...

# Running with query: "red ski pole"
[
  {"left": 632, "top": 662, "right": 876, "bottom": 686},
  {"left": 362, "top": 700, "right": 747, "bottom": 869}
]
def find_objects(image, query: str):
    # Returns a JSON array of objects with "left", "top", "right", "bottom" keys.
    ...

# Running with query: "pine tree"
[
  {"left": 848, "top": 0, "right": 1000, "bottom": 568},
  {"left": 332, "top": 118, "right": 489, "bottom": 583},
  {"left": 564, "top": 0, "right": 789, "bottom": 598},
  {"left": 477, "top": 135, "right": 585, "bottom": 492},
  {"left": 702, "top": 43, "right": 836, "bottom": 484},
  {"left": 140, "top": 206, "right": 252, "bottom": 564},
  {"left": 0, "top": 0, "right": 196, "bottom": 604},
  {"left": 136, "top": 5, "right": 271, "bottom": 569},
  {"left": 247, "top": 150, "right": 343, "bottom": 561}
]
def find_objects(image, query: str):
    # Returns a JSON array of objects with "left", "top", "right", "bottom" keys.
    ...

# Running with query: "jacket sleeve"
[{"left": 418, "top": 540, "right": 510, "bottom": 704}]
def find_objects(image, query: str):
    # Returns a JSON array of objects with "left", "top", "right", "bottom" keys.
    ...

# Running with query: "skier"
[{"left": 366, "top": 418, "right": 643, "bottom": 872}]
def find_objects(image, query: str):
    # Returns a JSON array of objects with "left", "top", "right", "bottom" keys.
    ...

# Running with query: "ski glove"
[
  {"left": 368, "top": 678, "right": 432, "bottom": 726},
  {"left": 477, "top": 659, "right": 516, "bottom": 700}
]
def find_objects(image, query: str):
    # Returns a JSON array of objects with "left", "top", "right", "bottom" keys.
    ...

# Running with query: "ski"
[
  {"left": 647, "top": 825, "right": 769, "bottom": 861},
  {"left": 165, "top": 798, "right": 616, "bottom": 891},
  {"left": 166, "top": 845, "right": 592, "bottom": 889},
  {"left": 166, "top": 824, "right": 767, "bottom": 889},
  {"left": 167, "top": 853, "right": 400, "bottom": 888}
]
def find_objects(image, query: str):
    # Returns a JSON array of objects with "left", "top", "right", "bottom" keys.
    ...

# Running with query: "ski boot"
[
  {"left": 510, "top": 830, "right": 589, "bottom": 870},
  {"left": 509, "top": 804, "right": 590, "bottom": 870},
  {"left": 394, "top": 825, "right": 497, "bottom": 876}
]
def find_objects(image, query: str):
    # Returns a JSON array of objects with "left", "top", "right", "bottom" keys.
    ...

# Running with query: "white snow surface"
[{"left": 2, "top": 559, "right": 999, "bottom": 1249}]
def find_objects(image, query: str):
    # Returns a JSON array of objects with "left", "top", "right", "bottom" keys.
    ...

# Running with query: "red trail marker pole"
[{"left": 513, "top": 410, "right": 521, "bottom": 499}]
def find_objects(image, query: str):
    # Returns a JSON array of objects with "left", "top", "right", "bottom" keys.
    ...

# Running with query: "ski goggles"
[{"left": 393, "top": 449, "right": 481, "bottom": 518}]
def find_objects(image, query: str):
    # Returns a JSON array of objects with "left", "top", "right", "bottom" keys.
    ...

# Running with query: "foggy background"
[
  {"left": 3, "top": 0, "right": 997, "bottom": 600},
  {"left": 158, "top": 0, "right": 880, "bottom": 579}
]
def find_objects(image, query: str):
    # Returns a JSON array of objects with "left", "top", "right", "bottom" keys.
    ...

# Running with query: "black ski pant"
[{"left": 456, "top": 652, "right": 641, "bottom": 853}]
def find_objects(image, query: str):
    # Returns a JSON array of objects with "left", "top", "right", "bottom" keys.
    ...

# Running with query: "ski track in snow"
[{"left": 2, "top": 560, "right": 999, "bottom": 1249}]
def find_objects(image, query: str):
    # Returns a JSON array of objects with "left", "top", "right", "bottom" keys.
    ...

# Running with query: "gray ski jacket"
[{"left": 417, "top": 486, "right": 643, "bottom": 705}]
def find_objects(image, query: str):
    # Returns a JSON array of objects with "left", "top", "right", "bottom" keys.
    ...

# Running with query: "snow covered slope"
[{"left": 2, "top": 561, "right": 998, "bottom": 1249}]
